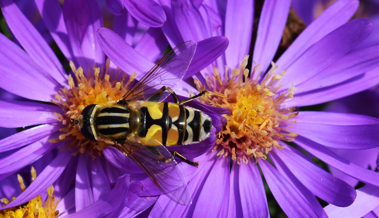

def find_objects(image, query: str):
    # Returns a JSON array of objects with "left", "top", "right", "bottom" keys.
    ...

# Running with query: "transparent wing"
[
  {"left": 120, "top": 41, "right": 197, "bottom": 103},
  {"left": 115, "top": 140, "right": 191, "bottom": 205}
]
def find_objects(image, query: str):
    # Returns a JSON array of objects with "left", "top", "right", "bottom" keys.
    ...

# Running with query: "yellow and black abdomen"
[{"left": 135, "top": 101, "right": 211, "bottom": 146}]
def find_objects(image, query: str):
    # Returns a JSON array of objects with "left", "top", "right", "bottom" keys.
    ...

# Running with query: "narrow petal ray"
[
  {"left": 1, "top": 149, "right": 72, "bottom": 209},
  {"left": 1, "top": 0, "right": 67, "bottom": 86}
]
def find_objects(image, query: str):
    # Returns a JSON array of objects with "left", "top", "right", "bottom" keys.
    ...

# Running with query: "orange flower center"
[
  {"left": 50, "top": 60, "right": 135, "bottom": 157},
  {"left": 195, "top": 56, "right": 298, "bottom": 164}
]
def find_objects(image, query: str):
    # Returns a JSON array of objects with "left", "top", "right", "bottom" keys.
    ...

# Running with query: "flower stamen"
[{"left": 0, "top": 167, "right": 60, "bottom": 218}]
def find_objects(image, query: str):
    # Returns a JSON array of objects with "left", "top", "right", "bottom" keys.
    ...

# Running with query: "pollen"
[
  {"left": 195, "top": 56, "right": 298, "bottom": 164},
  {"left": 50, "top": 59, "right": 135, "bottom": 157},
  {"left": 0, "top": 167, "right": 60, "bottom": 218}
]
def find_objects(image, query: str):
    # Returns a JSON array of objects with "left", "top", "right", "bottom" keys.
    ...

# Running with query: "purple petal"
[
  {"left": 325, "top": 89, "right": 379, "bottom": 118},
  {"left": 280, "top": 19, "right": 373, "bottom": 89},
  {"left": 160, "top": 0, "right": 184, "bottom": 46},
  {"left": 227, "top": 163, "right": 243, "bottom": 217},
  {"left": 291, "top": 0, "right": 316, "bottom": 25},
  {"left": 179, "top": 150, "right": 214, "bottom": 182},
  {"left": 103, "top": 146, "right": 142, "bottom": 174},
  {"left": 150, "top": 153, "right": 216, "bottom": 217},
  {"left": 75, "top": 154, "right": 95, "bottom": 211},
  {"left": 297, "top": 45, "right": 379, "bottom": 93},
  {"left": 0, "top": 124, "right": 59, "bottom": 152},
  {"left": 0, "top": 174, "right": 20, "bottom": 199},
  {"left": 356, "top": 15, "right": 379, "bottom": 50},
  {"left": 295, "top": 136, "right": 379, "bottom": 187},
  {"left": 224, "top": 0, "right": 253, "bottom": 69},
  {"left": 66, "top": 175, "right": 131, "bottom": 218},
  {"left": 325, "top": 185, "right": 379, "bottom": 217},
  {"left": 172, "top": 0, "right": 209, "bottom": 42},
  {"left": 238, "top": 162, "right": 268, "bottom": 217},
  {"left": 96, "top": 27, "right": 153, "bottom": 76},
  {"left": 1, "top": 148, "right": 72, "bottom": 209},
  {"left": 57, "top": 189, "right": 75, "bottom": 216},
  {"left": 0, "top": 34, "right": 59, "bottom": 102},
  {"left": 112, "top": 10, "right": 138, "bottom": 46},
  {"left": 134, "top": 28, "right": 169, "bottom": 62},
  {"left": 252, "top": 0, "right": 291, "bottom": 74},
  {"left": 54, "top": 155, "right": 78, "bottom": 198},
  {"left": 91, "top": 157, "right": 111, "bottom": 201},
  {"left": 1, "top": 0, "right": 67, "bottom": 86},
  {"left": 0, "top": 100, "right": 60, "bottom": 128},
  {"left": 123, "top": 0, "right": 166, "bottom": 27},
  {"left": 272, "top": 144, "right": 356, "bottom": 206},
  {"left": 202, "top": 4, "right": 223, "bottom": 38},
  {"left": 259, "top": 160, "right": 318, "bottom": 217},
  {"left": 0, "top": 136, "right": 58, "bottom": 179},
  {"left": 63, "top": 0, "right": 104, "bottom": 70},
  {"left": 114, "top": 183, "right": 157, "bottom": 217},
  {"left": 34, "top": 0, "right": 74, "bottom": 61},
  {"left": 295, "top": 111, "right": 379, "bottom": 125},
  {"left": 97, "top": 27, "right": 197, "bottom": 95},
  {"left": 328, "top": 147, "right": 379, "bottom": 187},
  {"left": 270, "top": 149, "right": 328, "bottom": 218},
  {"left": 276, "top": 0, "right": 359, "bottom": 72},
  {"left": 106, "top": 0, "right": 124, "bottom": 15},
  {"left": 186, "top": 36, "right": 229, "bottom": 79},
  {"left": 287, "top": 67, "right": 379, "bottom": 107},
  {"left": 292, "top": 115, "right": 379, "bottom": 149},
  {"left": 192, "top": 156, "right": 229, "bottom": 217}
]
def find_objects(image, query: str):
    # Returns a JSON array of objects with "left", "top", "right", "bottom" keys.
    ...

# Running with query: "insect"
[{"left": 74, "top": 41, "right": 212, "bottom": 205}]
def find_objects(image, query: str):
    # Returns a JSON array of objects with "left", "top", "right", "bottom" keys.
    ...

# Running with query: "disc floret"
[
  {"left": 0, "top": 167, "right": 59, "bottom": 218},
  {"left": 195, "top": 56, "right": 298, "bottom": 164}
]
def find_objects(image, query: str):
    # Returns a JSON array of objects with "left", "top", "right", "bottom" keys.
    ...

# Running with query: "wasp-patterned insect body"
[
  {"left": 74, "top": 41, "right": 211, "bottom": 205},
  {"left": 79, "top": 101, "right": 212, "bottom": 147}
]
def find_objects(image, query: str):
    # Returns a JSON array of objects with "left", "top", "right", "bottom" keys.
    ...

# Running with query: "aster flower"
[
  {"left": 98, "top": 0, "right": 379, "bottom": 216},
  {"left": 0, "top": 0, "right": 226, "bottom": 216}
]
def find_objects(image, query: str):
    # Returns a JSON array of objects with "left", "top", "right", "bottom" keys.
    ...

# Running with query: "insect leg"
[
  {"left": 148, "top": 86, "right": 180, "bottom": 104},
  {"left": 172, "top": 151, "right": 199, "bottom": 167},
  {"left": 179, "top": 90, "right": 208, "bottom": 105}
]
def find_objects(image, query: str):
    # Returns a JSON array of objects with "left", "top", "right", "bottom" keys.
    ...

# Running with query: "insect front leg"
[
  {"left": 179, "top": 90, "right": 207, "bottom": 105},
  {"left": 148, "top": 86, "right": 180, "bottom": 104}
]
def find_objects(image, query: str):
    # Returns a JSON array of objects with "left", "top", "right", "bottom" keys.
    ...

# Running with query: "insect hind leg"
[
  {"left": 172, "top": 151, "right": 199, "bottom": 167},
  {"left": 148, "top": 86, "right": 180, "bottom": 104},
  {"left": 179, "top": 90, "right": 207, "bottom": 105}
]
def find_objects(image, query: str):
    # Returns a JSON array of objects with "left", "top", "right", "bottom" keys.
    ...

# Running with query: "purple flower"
[
  {"left": 108, "top": 0, "right": 379, "bottom": 217},
  {"left": 0, "top": 0, "right": 226, "bottom": 216}
]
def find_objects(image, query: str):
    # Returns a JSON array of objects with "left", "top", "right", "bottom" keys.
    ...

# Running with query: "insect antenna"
[{"left": 70, "top": 118, "right": 79, "bottom": 128}]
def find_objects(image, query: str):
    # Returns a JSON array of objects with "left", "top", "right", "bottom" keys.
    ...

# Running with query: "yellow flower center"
[
  {"left": 0, "top": 167, "right": 59, "bottom": 218},
  {"left": 50, "top": 60, "right": 135, "bottom": 157},
  {"left": 195, "top": 56, "right": 298, "bottom": 164}
]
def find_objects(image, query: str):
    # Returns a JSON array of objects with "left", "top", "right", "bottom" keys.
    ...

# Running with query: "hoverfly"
[{"left": 74, "top": 41, "right": 212, "bottom": 205}]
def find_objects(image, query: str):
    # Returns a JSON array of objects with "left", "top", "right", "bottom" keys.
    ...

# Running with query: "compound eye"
[{"left": 79, "top": 104, "right": 97, "bottom": 142}]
